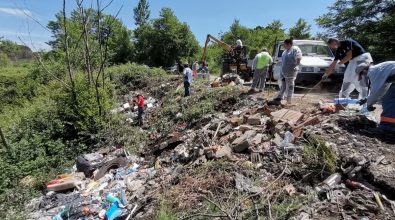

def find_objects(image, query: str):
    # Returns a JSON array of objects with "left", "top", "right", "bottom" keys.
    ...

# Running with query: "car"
[
  {"left": 271, "top": 40, "right": 345, "bottom": 85},
  {"left": 166, "top": 64, "right": 180, "bottom": 74}
]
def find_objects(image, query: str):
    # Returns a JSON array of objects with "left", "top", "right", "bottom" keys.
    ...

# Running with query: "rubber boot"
[{"left": 268, "top": 98, "right": 281, "bottom": 106}]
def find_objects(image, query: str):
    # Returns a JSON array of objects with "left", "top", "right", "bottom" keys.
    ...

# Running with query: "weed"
[
  {"left": 155, "top": 199, "right": 178, "bottom": 220},
  {"left": 302, "top": 135, "right": 339, "bottom": 177}
]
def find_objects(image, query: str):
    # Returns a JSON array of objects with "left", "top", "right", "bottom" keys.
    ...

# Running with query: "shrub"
[{"left": 107, "top": 62, "right": 168, "bottom": 94}]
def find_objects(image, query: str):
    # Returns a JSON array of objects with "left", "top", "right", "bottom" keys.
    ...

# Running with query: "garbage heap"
[
  {"left": 27, "top": 94, "right": 395, "bottom": 219},
  {"left": 110, "top": 92, "right": 158, "bottom": 124},
  {"left": 211, "top": 73, "right": 245, "bottom": 88}
]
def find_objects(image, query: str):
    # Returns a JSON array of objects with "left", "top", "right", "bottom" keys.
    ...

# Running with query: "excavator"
[{"left": 201, "top": 34, "right": 253, "bottom": 80}]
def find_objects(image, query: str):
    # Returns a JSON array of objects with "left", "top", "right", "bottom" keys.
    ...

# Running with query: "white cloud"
[{"left": 0, "top": 7, "right": 32, "bottom": 17}]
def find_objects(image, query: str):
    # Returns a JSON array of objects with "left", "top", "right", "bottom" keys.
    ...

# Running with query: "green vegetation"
[
  {"left": 155, "top": 199, "right": 178, "bottom": 220},
  {"left": 302, "top": 135, "right": 339, "bottom": 176},
  {"left": 0, "top": 38, "right": 33, "bottom": 62},
  {"left": 289, "top": 18, "right": 312, "bottom": 39},
  {"left": 133, "top": 0, "right": 150, "bottom": 26},
  {"left": 134, "top": 8, "right": 199, "bottom": 67},
  {"left": 153, "top": 81, "right": 238, "bottom": 133},
  {"left": 272, "top": 193, "right": 315, "bottom": 220}
]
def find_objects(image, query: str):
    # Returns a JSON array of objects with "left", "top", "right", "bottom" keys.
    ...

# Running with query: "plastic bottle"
[
  {"left": 279, "top": 131, "right": 294, "bottom": 149},
  {"left": 334, "top": 98, "right": 359, "bottom": 105},
  {"left": 105, "top": 201, "right": 123, "bottom": 220},
  {"left": 106, "top": 194, "right": 120, "bottom": 203},
  {"left": 52, "top": 208, "right": 69, "bottom": 220}
]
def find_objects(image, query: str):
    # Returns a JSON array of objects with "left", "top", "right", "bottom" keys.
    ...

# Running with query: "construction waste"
[
  {"left": 211, "top": 73, "right": 245, "bottom": 88},
  {"left": 110, "top": 91, "right": 157, "bottom": 124},
  {"left": 26, "top": 86, "right": 395, "bottom": 220}
]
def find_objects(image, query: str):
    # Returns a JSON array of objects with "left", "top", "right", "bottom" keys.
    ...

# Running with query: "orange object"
[
  {"left": 381, "top": 116, "right": 395, "bottom": 124},
  {"left": 320, "top": 104, "right": 336, "bottom": 113}
]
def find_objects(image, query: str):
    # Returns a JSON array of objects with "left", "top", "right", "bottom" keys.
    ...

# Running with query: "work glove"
[
  {"left": 294, "top": 66, "right": 299, "bottom": 72},
  {"left": 322, "top": 74, "right": 329, "bottom": 80},
  {"left": 357, "top": 98, "right": 367, "bottom": 106},
  {"left": 359, "top": 105, "right": 376, "bottom": 115},
  {"left": 367, "top": 105, "right": 376, "bottom": 112}
]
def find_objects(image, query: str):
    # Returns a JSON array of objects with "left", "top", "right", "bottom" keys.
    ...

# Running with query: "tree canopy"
[
  {"left": 221, "top": 20, "right": 286, "bottom": 56},
  {"left": 47, "top": 9, "right": 133, "bottom": 65},
  {"left": 289, "top": 18, "right": 311, "bottom": 39},
  {"left": 133, "top": 0, "right": 150, "bottom": 26},
  {"left": 317, "top": 0, "right": 395, "bottom": 61},
  {"left": 133, "top": 8, "right": 199, "bottom": 67}
]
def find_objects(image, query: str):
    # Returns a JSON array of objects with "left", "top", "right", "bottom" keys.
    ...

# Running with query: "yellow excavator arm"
[{"left": 201, "top": 34, "right": 233, "bottom": 62}]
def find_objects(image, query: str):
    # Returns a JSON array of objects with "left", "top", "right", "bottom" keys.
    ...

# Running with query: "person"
[
  {"left": 268, "top": 37, "right": 302, "bottom": 105},
  {"left": 201, "top": 61, "right": 209, "bottom": 74},
  {"left": 236, "top": 39, "right": 243, "bottom": 48},
  {"left": 200, "top": 61, "right": 209, "bottom": 79},
  {"left": 183, "top": 64, "right": 193, "bottom": 97},
  {"left": 134, "top": 94, "right": 144, "bottom": 126},
  {"left": 192, "top": 61, "right": 199, "bottom": 79},
  {"left": 356, "top": 61, "right": 395, "bottom": 133},
  {"left": 249, "top": 48, "right": 273, "bottom": 93},
  {"left": 323, "top": 38, "right": 373, "bottom": 99}
]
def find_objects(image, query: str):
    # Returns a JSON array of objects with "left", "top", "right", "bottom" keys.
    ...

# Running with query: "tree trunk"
[{"left": 63, "top": 0, "right": 78, "bottom": 112}]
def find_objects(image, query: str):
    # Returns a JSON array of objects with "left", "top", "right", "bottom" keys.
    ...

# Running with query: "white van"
[{"left": 271, "top": 40, "right": 345, "bottom": 85}]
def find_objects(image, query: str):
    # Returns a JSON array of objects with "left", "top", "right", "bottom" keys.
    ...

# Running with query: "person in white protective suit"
[
  {"left": 356, "top": 62, "right": 395, "bottom": 134},
  {"left": 323, "top": 38, "right": 373, "bottom": 99}
]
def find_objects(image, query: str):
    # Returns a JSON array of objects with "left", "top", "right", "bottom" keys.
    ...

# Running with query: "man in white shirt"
[{"left": 183, "top": 64, "right": 193, "bottom": 97}]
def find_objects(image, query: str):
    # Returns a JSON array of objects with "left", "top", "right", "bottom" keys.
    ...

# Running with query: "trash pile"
[
  {"left": 26, "top": 88, "right": 395, "bottom": 219},
  {"left": 110, "top": 91, "right": 158, "bottom": 124},
  {"left": 26, "top": 147, "right": 159, "bottom": 220},
  {"left": 211, "top": 73, "right": 244, "bottom": 88}
]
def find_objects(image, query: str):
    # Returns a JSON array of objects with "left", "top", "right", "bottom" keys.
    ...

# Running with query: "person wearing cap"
[
  {"left": 183, "top": 64, "right": 193, "bottom": 97},
  {"left": 356, "top": 61, "right": 395, "bottom": 133},
  {"left": 323, "top": 38, "right": 373, "bottom": 100},
  {"left": 249, "top": 48, "right": 273, "bottom": 93}
]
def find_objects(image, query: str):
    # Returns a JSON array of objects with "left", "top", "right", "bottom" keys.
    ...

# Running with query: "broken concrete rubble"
[
  {"left": 247, "top": 113, "right": 261, "bottom": 125},
  {"left": 271, "top": 108, "right": 303, "bottom": 125},
  {"left": 26, "top": 84, "right": 395, "bottom": 220},
  {"left": 232, "top": 129, "right": 256, "bottom": 153}
]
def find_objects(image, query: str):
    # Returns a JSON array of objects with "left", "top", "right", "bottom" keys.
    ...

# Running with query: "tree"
[
  {"left": 316, "top": 0, "right": 395, "bottom": 61},
  {"left": 222, "top": 19, "right": 251, "bottom": 45},
  {"left": 47, "top": 9, "right": 133, "bottom": 66},
  {"left": 289, "top": 18, "right": 311, "bottom": 39},
  {"left": 265, "top": 20, "right": 285, "bottom": 32},
  {"left": 220, "top": 20, "right": 286, "bottom": 54},
  {"left": 134, "top": 8, "right": 199, "bottom": 67},
  {"left": 133, "top": 0, "right": 150, "bottom": 26}
]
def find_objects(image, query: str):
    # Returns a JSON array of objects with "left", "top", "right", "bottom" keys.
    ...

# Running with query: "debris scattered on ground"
[{"left": 26, "top": 82, "right": 395, "bottom": 220}]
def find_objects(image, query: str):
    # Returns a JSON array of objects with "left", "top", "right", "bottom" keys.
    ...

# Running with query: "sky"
[{"left": 0, "top": 0, "right": 336, "bottom": 51}]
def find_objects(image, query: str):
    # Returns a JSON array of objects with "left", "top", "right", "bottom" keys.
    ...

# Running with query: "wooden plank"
[{"left": 270, "top": 109, "right": 303, "bottom": 125}]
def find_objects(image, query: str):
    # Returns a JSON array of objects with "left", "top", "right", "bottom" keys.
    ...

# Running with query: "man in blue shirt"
[{"left": 357, "top": 61, "right": 395, "bottom": 134}]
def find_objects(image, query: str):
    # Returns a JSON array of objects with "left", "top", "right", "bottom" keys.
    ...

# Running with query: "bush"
[
  {"left": 107, "top": 62, "right": 167, "bottom": 94},
  {"left": 0, "top": 52, "right": 11, "bottom": 66}
]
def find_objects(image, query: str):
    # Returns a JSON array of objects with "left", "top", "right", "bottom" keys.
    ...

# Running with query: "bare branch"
[{"left": 17, "top": 36, "right": 70, "bottom": 89}]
